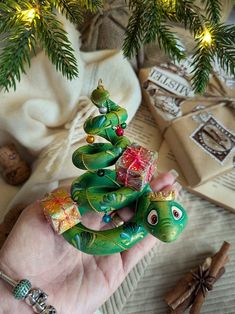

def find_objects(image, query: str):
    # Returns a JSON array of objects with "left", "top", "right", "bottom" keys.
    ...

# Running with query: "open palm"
[{"left": 0, "top": 172, "right": 177, "bottom": 314}]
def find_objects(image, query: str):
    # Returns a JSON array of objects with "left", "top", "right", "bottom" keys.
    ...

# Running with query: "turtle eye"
[
  {"left": 147, "top": 210, "right": 158, "bottom": 226},
  {"left": 172, "top": 206, "right": 183, "bottom": 220}
]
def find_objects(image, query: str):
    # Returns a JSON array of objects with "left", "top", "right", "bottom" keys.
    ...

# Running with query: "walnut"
[{"left": 0, "top": 143, "right": 31, "bottom": 185}]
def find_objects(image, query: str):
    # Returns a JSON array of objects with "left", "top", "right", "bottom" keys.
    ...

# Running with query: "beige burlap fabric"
[
  {"left": 79, "top": 1, "right": 141, "bottom": 68},
  {"left": 80, "top": 0, "right": 129, "bottom": 51}
]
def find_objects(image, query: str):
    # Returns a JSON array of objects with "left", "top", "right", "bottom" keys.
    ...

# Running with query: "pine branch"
[
  {"left": 141, "top": 1, "right": 163, "bottom": 43},
  {"left": 190, "top": 23, "right": 235, "bottom": 94},
  {"left": 142, "top": 0, "right": 185, "bottom": 61},
  {"left": 123, "top": 0, "right": 185, "bottom": 61},
  {"left": 0, "top": 26, "right": 35, "bottom": 91},
  {"left": 52, "top": 0, "right": 84, "bottom": 24},
  {"left": 216, "top": 46, "right": 235, "bottom": 77},
  {"left": 158, "top": 0, "right": 177, "bottom": 21},
  {"left": 191, "top": 43, "right": 214, "bottom": 94},
  {"left": 126, "top": 0, "right": 140, "bottom": 10},
  {"left": 200, "top": 0, "right": 221, "bottom": 24},
  {"left": 0, "top": 0, "right": 234, "bottom": 94},
  {"left": 77, "top": 0, "right": 103, "bottom": 12},
  {"left": 213, "top": 24, "right": 235, "bottom": 45},
  {"left": 0, "top": 1, "right": 31, "bottom": 32},
  {"left": 213, "top": 24, "right": 235, "bottom": 76},
  {"left": 122, "top": 3, "right": 145, "bottom": 57},
  {"left": 0, "top": 0, "right": 38, "bottom": 90},
  {"left": 174, "top": 0, "right": 204, "bottom": 35},
  {"left": 36, "top": 8, "right": 78, "bottom": 80},
  {"left": 156, "top": 24, "right": 185, "bottom": 61},
  {"left": 190, "top": 24, "right": 215, "bottom": 94},
  {"left": 52, "top": 0, "right": 103, "bottom": 25}
]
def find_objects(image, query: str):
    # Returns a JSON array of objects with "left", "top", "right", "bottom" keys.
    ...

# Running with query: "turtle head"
[{"left": 141, "top": 191, "right": 188, "bottom": 242}]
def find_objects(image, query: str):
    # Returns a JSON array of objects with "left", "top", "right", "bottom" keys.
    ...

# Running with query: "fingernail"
[
  {"left": 172, "top": 182, "right": 182, "bottom": 192},
  {"left": 169, "top": 169, "right": 179, "bottom": 179}
]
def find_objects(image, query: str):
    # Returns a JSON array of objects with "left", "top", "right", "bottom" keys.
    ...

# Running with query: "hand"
[{"left": 0, "top": 172, "right": 178, "bottom": 314}]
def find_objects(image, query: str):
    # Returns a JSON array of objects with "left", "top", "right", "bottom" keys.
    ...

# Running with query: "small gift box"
[
  {"left": 41, "top": 190, "right": 81, "bottom": 234},
  {"left": 115, "top": 143, "right": 157, "bottom": 191}
]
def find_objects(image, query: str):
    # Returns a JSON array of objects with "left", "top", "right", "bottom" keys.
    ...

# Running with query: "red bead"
[{"left": 116, "top": 126, "right": 124, "bottom": 136}]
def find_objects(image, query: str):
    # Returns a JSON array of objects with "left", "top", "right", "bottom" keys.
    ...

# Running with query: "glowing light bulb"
[
  {"left": 202, "top": 29, "right": 212, "bottom": 45},
  {"left": 21, "top": 8, "right": 36, "bottom": 22}
]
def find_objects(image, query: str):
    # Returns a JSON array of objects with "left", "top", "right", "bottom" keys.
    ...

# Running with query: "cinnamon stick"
[
  {"left": 177, "top": 267, "right": 225, "bottom": 314},
  {"left": 189, "top": 242, "right": 230, "bottom": 314},
  {"left": 164, "top": 242, "right": 230, "bottom": 314},
  {"left": 189, "top": 291, "right": 204, "bottom": 314},
  {"left": 169, "top": 293, "right": 195, "bottom": 314},
  {"left": 165, "top": 258, "right": 212, "bottom": 310},
  {"left": 209, "top": 242, "right": 230, "bottom": 278},
  {"left": 164, "top": 270, "right": 197, "bottom": 308}
]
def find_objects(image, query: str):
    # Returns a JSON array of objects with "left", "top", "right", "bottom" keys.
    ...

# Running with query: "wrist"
[{"left": 0, "top": 251, "right": 34, "bottom": 314}]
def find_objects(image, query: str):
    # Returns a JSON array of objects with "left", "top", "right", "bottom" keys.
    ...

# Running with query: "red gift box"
[{"left": 115, "top": 143, "right": 157, "bottom": 191}]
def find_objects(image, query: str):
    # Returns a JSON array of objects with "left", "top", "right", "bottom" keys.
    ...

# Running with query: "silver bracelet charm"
[{"left": 0, "top": 270, "right": 57, "bottom": 313}]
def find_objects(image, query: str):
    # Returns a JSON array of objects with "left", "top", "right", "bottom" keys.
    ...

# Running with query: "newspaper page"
[{"left": 126, "top": 102, "right": 235, "bottom": 212}]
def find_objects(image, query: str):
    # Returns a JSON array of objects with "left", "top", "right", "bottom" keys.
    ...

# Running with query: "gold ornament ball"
[{"left": 86, "top": 135, "right": 95, "bottom": 144}]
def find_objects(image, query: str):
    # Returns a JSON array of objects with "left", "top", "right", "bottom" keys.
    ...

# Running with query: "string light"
[
  {"left": 201, "top": 28, "right": 212, "bottom": 45},
  {"left": 21, "top": 8, "right": 36, "bottom": 22}
]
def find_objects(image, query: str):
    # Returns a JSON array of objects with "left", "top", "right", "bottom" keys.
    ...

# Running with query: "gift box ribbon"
[{"left": 123, "top": 146, "right": 150, "bottom": 186}]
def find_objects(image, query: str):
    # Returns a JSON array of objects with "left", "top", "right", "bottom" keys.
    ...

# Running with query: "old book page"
[
  {"left": 126, "top": 103, "right": 235, "bottom": 212},
  {"left": 125, "top": 103, "right": 163, "bottom": 151},
  {"left": 158, "top": 140, "right": 235, "bottom": 212}
]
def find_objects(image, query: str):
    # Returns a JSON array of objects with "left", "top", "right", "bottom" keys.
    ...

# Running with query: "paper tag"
[
  {"left": 191, "top": 116, "right": 235, "bottom": 164},
  {"left": 148, "top": 66, "right": 194, "bottom": 97}
]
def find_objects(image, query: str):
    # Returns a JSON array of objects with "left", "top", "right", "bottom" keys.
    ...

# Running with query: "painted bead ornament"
[
  {"left": 97, "top": 169, "right": 105, "bottom": 176},
  {"left": 86, "top": 135, "right": 95, "bottom": 144},
  {"left": 115, "top": 125, "right": 124, "bottom": 136},
  {"left": 99, "top": 106, "right": 108, "bottom": 114},
  {"left": 102, "top": 213, "right": 112, "bottom": 223},
  {"left": 42, "top": 80, "right": 188, "bottom": 255}
]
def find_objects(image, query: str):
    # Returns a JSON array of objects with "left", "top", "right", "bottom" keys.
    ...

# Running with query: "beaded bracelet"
[{"left": 0, "top": 270, "right": 56, "bottom": 313}]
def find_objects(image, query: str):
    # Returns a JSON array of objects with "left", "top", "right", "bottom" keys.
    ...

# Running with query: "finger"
[
  {"left": 150, "top": 169, "right": 178, "bottom": 191},
  {"left": 160, "top": 181, "right": 182, "bottom": 197},
  {"left": 100, "top": 206, "right": 134, "bottom": 230},
  {"left": 50, "top": 185, "right": 71, "bottom": 194},
  {"left": 171, "top": 181, "right": 182, "bottom": 193},
  {"left": 116, "top": 206, "right": 134, "bottom": 221},
  {"left": 81, "top": 211, "right": 103, "bottom": 230}
]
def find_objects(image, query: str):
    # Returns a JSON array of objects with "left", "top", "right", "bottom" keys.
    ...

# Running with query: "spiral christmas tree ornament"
[{"left": 42, "top": 80, "right": 188, "bottom": 255}]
